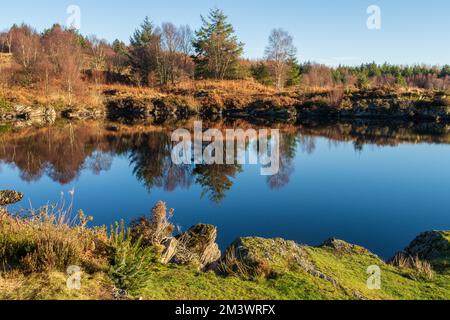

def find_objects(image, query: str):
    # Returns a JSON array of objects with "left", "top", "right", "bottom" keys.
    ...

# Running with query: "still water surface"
[{"left": 1, "top": 121, "right": 450, "bottom": 259}]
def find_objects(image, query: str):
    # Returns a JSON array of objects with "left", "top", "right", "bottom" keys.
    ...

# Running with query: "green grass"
[
  {"left": 0, "top": 271, "right": 114, "bottom": 300},
  {"left": 139, "top": 237, "right": 450, "bottom": 300},
  {"left": 0, "top": 98, "right": 12, "bottom": 111},
  {"left": 0, "top": 124, "right": 12, "bottom": 135},
  {"left": 306, "top": 247, "right": 450, "bottom": 300},
  {"left": 1, "top": 208, "right": 449, "bottom": 300},
  {"left": 4, "top": 245, "right": 447, "bottom": 300}
]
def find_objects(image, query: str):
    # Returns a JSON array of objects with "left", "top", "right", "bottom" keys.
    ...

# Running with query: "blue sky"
[{"left": 0, "top": 0, "right": 448, "bottom": 66}]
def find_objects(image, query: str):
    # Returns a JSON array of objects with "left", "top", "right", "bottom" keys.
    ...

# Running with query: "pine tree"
[
  {"left": 129, "top": 17, "right": 160, "bottom": 86},
  {"left": 193, "top": 8, "right": 244, "bottom": 80},
  {"left": 285, "top": 58, "right": 301, "bottom": 87}
]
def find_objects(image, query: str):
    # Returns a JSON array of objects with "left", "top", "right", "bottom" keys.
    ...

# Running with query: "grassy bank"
[
  {"left": 0, "top": 201, "right": 449, "bottom": 300},
  {"left": 1, "top": 80, "right": 450, "bottom": 124}
]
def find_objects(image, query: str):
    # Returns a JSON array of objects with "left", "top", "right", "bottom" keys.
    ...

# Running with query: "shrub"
[
  {"left": 108, "top": 221, "right": 156, "bottom": 297},
  {"left": 326, "top": 87, "right": 345, "bottom": 108},
  {"left": 0, "top": 204, "right": 103, "bottom": 274}
]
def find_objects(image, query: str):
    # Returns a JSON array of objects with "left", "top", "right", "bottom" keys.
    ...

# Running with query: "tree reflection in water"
[{"left": 2, "top": 120, "right": 450, "bottom": 203}]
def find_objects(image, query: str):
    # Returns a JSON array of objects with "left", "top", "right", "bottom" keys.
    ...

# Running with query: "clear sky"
[{"left": 0, "top": 0, "right": 448, "bottom": 66}]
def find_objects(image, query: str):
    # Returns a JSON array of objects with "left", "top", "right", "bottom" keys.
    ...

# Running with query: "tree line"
[{"left": 1, "top": 8, "right": 449, "bottom": 95}]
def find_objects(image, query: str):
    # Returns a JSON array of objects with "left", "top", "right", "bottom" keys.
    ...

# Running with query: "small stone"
[{"left": 0, "top": 190, "right": 24, "bottom": 206}]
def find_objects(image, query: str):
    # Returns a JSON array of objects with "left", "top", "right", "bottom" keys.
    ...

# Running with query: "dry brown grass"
[
  {"left": 218, "top": 246, "right": 273, "bottom": 279},
  {"left": 391, "top": 254, "right": 434, "bottom": 280},
  {"left": 130, "top": 201, "right": 175, "bottom": 247},
  {"left": 98, "top": 83, "right": 163, "bottom": 99},
  {"left": 0, "top": 201, "right": 109, "bottom": 274},
  {"left": 0, "top": 84, "right": 105, "bottom": 110},
  {"left": 0, "top": 53, "right": 12, "bottom": 69},
  {"left": 170, "top": 79, "right": 279, "bottom": 95}
]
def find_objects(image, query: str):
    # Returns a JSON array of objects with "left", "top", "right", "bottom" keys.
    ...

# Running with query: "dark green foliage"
[
  {"left": 285, "top": 59, "right": 301, "bottom": 87},
  {"left": 193, "top": 8, "right": 244, "bottom": 80},
  {"left": 112, "top": 39, "right": 128, "bottom": 55},
  {"left": 128, "top": 17, "right": 160, "bottom": 86},
  {"left": 251, "top": 62, "right": 273, "bottom": 86},
  {"left": 356, "top": 72, "right": 370, "bottom": 89},
  {"left": 108, "top": 221, "right": 156, "bottom": 296}
]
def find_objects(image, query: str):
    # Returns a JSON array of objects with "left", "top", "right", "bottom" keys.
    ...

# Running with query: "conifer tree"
[{"left": 193, "top": 8, "right": 244, "bottom": 80}]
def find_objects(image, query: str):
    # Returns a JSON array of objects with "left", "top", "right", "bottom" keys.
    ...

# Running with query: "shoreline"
[
  {"left": 1, "top": 82, "right": 450, "bottom": 126},
  {"left": 0, "top": 194, "right": 449, "bottom": 300}
]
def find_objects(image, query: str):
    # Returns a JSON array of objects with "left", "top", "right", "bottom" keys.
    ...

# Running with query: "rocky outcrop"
[
  {"left": 62, "top": 108, "right": 105, "bottom": 120},
  {"left": 0, "top": 105, "right": 56, "bottom": 124},
  {"left": 298, "top": 90, "right": 450, "bottom": 122},
  {"left": 321, "top": 238, "right": 380, "bottom": 259},
  {"left": 171, "top": 224, "right": 221, "bottom": 269},
  {"left": 106, "top": 97, "right": 156, "bottom": 120},
  {"left": 394, "top": 231, "right": 450, "bottom": 269},
  {"left": 0, "top": 190, "right": 24, "bottom": 206},
  {"left": 221, "top": 237, "right": 338, "bottom": 286}
]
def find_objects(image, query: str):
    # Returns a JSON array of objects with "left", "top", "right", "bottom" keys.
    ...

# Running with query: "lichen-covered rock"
[
  {"left": 221, "top": 237, "right": 338, "bottom": 286},
  {"left": 399, "top": 231, "right": 450, "bottom": 269},
  {"left": 1, "top": 105, "right": 56, "bottom": 125},
  {"left": 0, "top": 190, "right": 24, "bottom": 206},
  {"left": 321, "top": 238, "right": 379, "bottom": 258},
  {"left": 172, "top": 224, "right": 221, "bottom": 269}
]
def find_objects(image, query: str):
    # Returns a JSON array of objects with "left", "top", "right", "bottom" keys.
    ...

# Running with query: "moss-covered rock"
[
  {"left": 222, "top": 237, "right": 339, "bottom": 286},
  {"left": 398, "top": 231, "right": 450, "bottom": 270},
  {"left": 321, "top": 238, "right": 379, "bottom": 258}
]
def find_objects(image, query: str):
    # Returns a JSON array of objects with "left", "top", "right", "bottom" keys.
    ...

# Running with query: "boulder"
[
  {"left": 321, "top": 238, "right": 379, "bottom": 258},
  {"left": 0, "top": 190, "right": 24, "bottom": 206},
  {"left": 172, "top": 224, "right": 221, "bottom": 269},
  {"left": 1, "top": 105, "right": 56, "bottom": 124},
  {"left": 221, "top": 237, "right": 338, "bottom": 286},
  {"left": 396, "top": 231, "right": 450, "bottom": 269}
]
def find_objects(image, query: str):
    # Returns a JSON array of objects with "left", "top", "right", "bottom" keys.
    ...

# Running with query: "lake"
[{"left": 1, "top": 120, "right": 450, "bottom": 259}]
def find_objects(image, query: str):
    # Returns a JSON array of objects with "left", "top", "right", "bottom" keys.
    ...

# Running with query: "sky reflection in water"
[{"left": 1, "top": 121, "right": 450, "bottom": 259}]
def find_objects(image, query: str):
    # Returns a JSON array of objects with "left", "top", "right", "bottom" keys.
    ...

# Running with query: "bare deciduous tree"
[
  {"left": 157, "top": 22, "right": 181, "bottom": 84},
  {"left": 89, "top": 35, "right": 112, "bottom": 84},
  {"left": 41, "top": 25, "right": 84, "bottom": 103},
  {"left": 265, "top": 29, "right": 297, "bottom": 89},
  {"left": 156, "top": 23, "right": 195, "bottom": 84},
  {"left": 8, "top": 25, "right": 41, "bottom": 83}
]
